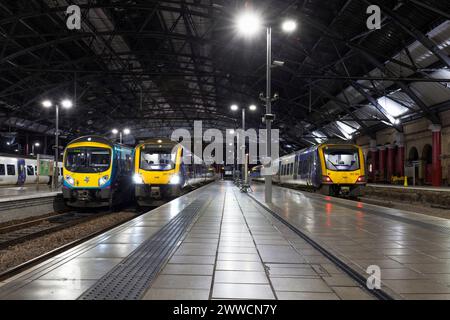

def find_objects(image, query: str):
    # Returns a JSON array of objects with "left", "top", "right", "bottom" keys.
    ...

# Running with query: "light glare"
[
  {"left": 123, "top": 128, "right": 131, "bottom": 135},
  {"left": 112, "top": 129, "right": 119, "bottom": 134},
  {"left": 61, "top": 99, "right": 73, "bottom": 109},
  {"left": 282, "top": 20, "right": 297, "bottom": 33},
  {"left": 230, "top": 104, "right": 239, "bottom": 111},
  {"left": 249, "top": 104, "right": 257, "bottom": 111},
  {"left": 42, "top": 100, "right": 52, "bottom": 108},
  {"left": 236, "top": 11, "right": 262, "bottom": 36}
]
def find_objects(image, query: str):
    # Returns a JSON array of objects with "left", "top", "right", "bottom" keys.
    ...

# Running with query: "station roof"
[{"left": 0, "top": 0, "right": 449, "bottom": 152}]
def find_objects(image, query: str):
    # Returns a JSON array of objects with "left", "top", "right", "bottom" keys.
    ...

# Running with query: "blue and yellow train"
[
  {"left": 133, "top": 138, "right": 215, "bottom": 206},
  {"left": 251, "top": 143, "right": 366, "bottom": 197},
  {"left": 62, "top": 136, "right": 134, "bottom": 208}
]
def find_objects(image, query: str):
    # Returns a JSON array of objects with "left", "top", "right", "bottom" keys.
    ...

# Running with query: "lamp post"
[
  {"left": 236, "top": 10, "right": 297, "bottom": 203},
  {"left": 230, "top": 104, "right": 257, "bottom": 183},
  {"left": 112, "top": 128, "right": 131, "bottom": 144},
  {"left": 42, "top": 99, "right": 73, "bottom": 190},
  {"left": 31, "top": 142, "right": 40, "bottom": 155}
]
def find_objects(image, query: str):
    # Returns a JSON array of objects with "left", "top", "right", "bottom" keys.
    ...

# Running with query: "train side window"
[
  {"left": 7, "top": 164, "right": 15, "bottom": 176},
  {"left": 290, "top": 163, "right": 293, "bottom": 175},
  {"left": 0, "top": 164, "right": 5, "bottom": 176},
  {"left": 35, "top": 166, "right": 38, "bottom": 174},
  {"left": 27, "top": 165, "right": 34, "bottom": 176}
]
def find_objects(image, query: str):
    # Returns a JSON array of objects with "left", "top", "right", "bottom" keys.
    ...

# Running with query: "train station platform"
[
  {"left": 0, "top": 181, "right": 373, "bottom": 300},
  {"left": 2, "top": 181, "right": 450, "bottom": 300},
  {"left": 250, "top": 184, "right": 450, "bottom": 299},
  {"left": 0, "top": 186, "right": 63, "bottom": 223},
  {"left": 0, "top": 185, "right": 60, "bottom": 202},
  {"left": 364, "top": 183, "right": 450, "bottom": 210}
]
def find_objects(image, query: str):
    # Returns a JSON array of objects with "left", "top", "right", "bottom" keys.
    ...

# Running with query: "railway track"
[{"left": 0, "top": 211, "right": 114, "bottom": 250}]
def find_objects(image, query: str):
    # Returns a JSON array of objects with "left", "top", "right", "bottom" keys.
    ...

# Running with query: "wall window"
[
  {"left": 0, "top": 164, "right": 5, "bottom": 176},
  {"left": 7, "top": 164, "right": 15, "bottom": 176}
]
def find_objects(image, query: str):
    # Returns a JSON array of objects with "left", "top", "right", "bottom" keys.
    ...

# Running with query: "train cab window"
[
  {"left": 7, "top": 164, "right": 15, "bottom": 176},
  {"left": 65, "top": 147, "right": 111, "bottom": 173},
  {"left": 140, "top": 145, "right": 176, "bottom": 171},
  {"left": 324, "top": 147, "right": 360, "bottom": 171},
  {"left": 27, "top": 165, "right": 34, "bottom": 176},
  {"left": 0, "top": 164, "right": 5, "bottom": 176}
]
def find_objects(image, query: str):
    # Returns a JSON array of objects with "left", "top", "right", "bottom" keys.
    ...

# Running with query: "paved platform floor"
[
  {"left": 4, "top": 181, "right": 450, "bottom": 300},
  {"left": 0, "top": 181, "right": 373, "bottom": 300},
  {"left": 0, "top": 185, "right": 61, "bottom": 202},
  {"left": 250, "top": 184, "right": 450, "bottom": 300}
]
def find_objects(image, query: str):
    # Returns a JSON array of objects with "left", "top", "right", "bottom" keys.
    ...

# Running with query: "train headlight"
[
  {"left": 65, "top": 175, "right": 74, "bottom": 186},
  {"left": 169, "top": 174, "right": 181, "bottom": 185},
  {"left": 98, "top": 175, "right": 109, "bottom": 186},
  {"left": 133, "top": 174, "right": 144, "bottom": 184}
]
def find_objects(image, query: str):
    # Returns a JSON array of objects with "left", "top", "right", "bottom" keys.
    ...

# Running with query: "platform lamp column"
[
  {"left": 369, "top": 139, "right": 378, "bottom": 182},
  {"left": 395, "top": 133, "right": 405, "bottom": 177},
  {"left": 54, "top": 103, "right": 59, "bottom": 190},
  {"left": 265, "top": 26, "right": 273, "bottom": 203},
  {"left": 42, "top": 99, "right": 73, "bottom": 190},
  {"left": 429, "top": 124, "right": 442, "bottom": 187},
  {"left": 386, "top": 144, "right": 395, "bottom": 183}
]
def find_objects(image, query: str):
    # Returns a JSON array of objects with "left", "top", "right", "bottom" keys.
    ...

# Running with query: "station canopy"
[{"left": 0, "top": 0, "right": 449, "bottom": 152}]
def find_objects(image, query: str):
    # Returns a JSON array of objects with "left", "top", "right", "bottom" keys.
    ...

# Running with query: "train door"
[{"left": 17, "top": 159, "right": 26, "bottom": 185}]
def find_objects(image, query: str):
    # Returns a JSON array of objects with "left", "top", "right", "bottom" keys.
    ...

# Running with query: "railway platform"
[
  {"left": 250, "top": 184, "right": 450, "bottom": 299},
  {"left": 0, "top": 186, "right": 63, "bottom": 223},
  {"left": 0, "top": 181, "right": 373, "bottom": 300},
  {"left": 1, "top": 181, "right": 450, "bottom": 300},
  {"left": 363, "top": 184, "right": 450, "bottom": 209}
]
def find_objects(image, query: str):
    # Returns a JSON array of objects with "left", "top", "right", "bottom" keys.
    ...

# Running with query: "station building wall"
[{"left": 356, "top": 109, "right": 450, "bottom": 186}]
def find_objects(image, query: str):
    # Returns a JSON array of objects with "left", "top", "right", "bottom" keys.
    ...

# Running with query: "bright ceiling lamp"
[
  {"left": 236, "top": 10, "right": 262, "bottom": 37},
  {"left": 281, "top": 20, "right": 297, "bottom": 33}
]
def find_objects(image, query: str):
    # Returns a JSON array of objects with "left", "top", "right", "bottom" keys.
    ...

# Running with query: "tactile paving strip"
[{"left": 78, "top": 197, "right": 210, "bottom": 300}]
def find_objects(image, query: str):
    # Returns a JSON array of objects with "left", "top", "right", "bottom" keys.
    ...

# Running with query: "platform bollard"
[{"left": 404, "top": 176, "right": 408, "bottom": 187}]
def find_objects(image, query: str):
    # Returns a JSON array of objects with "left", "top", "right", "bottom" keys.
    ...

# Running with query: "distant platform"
[
  {"left": 368, "top": 184, "right": 450, "bottom": 193},
  {"left": 0, "top": 186, "right": 63, "bottom": 223},
  {"left": 0, "top": 185, "right": 61, "bottom": 203}
]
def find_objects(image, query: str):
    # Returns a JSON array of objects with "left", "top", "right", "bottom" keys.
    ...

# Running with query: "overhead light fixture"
[
  {"left": 281, "top": 19, "right": 297, "bottom": 33},
  {"left": 249, "top": 104, "right": 257, "bottom": 111},
  {"left": 61, "top": 99, "right": 73, "bottom": 109},
  {"left": 157, "top": 139, "right": 163, "bottom": 143},
  {"left": 236, "top": 11, "right": 262, "bottom": 37},
  {"left": 42, "top": 100, "right": 52, "bottom": 108},
  {"left": 230, "top": 104, "right": 239, "bottom": 111},
  {"left": 112, "top": 129, "right": 119, "bottom": 134},
  {"left": 123, "top": 128, "right": 131, "bottom": 135}
]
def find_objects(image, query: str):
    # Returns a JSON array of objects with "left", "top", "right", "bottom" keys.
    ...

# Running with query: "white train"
[{"left": 0, "top": 153, "right": 63, "bottom": 186}]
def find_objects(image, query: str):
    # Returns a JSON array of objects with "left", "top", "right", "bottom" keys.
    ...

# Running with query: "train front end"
[
  {"left": 319, "top": 144, "right": 366, "bottom": 197},
  {"left": 133, "top": 139, "right": 183, "bottom": 205},
  {"left": 62, "top": 137, "right": 114, "bottom": 207}
]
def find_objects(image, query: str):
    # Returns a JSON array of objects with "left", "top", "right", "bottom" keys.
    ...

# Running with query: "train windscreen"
[
  {"left": 323, "top": 146, "right": 360, "bottom": 171},
  {"left": 140, "top": 146, "right": 176, "bottom": 171},
  {"left": 65, "top": 147, "right": 111, "bottom": 173}
]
